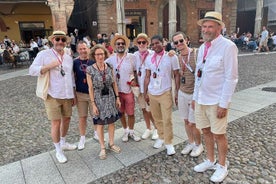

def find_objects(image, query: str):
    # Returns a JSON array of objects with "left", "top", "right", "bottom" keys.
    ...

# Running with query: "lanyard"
[
  {"left": 152, "top": 51, "right": 164, "bottom": 71},
  {"left": 139, "top": 51, "right": 149, "bottom": 67},
  {"left": 203, "top": 42, "right": 211, "bottom": 63},
  {"left": 52, "top": 49, "right": 64, "bottom": 65},
  {"left": 181, "top": 49, "right": 191, "bottom": 71},
  {"left": 116, "top": 54, "right": 126, "bottom": 71},
  {"left": 96, "top": 64, "right": 106, "bottom": 82}
]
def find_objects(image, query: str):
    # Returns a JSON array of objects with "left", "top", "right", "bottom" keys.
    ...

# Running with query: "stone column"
[
  {"left": 215, "top": 0, "right": 223, "bottom": 13},
  {"left": 168, "top": 0, "right": 177, "bottom": 40},
  {"left": 47, "top": 0, "right": 74, "bottom": 33},
  {"left": 116, "top": 0, "right": 126, "bottom": 35},
  {"left": 254, "top": 0, "right": 263, "bottom": 35}
]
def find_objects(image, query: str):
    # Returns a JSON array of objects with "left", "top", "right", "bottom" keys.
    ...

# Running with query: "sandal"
[
  {"left": 108, "top": 144, "right": 121, "bottom": 153},
  {"left": 99, "top": 148, "right": 107, "bottom": 160}
]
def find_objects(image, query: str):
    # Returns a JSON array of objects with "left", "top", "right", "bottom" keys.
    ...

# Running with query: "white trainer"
[
  {"left": 151, "top": 129, "right": 159, "bottom": 140},
  {"left": 78, "top": 140, "right": 85, "bottom": 151},
  {"left": 129, "top": 132, "right": 141, "bottom": 142},
  {"left": 181, "top": 143, "right": 195, "bottom": 155},
  {"left": 61, "top": 142, "right": 77, "bottom": 151},
  {"left": 194, "top": 159, "right": 216, "bottom": 172},
  {"left": 210, "top": 164, "right": 228, "bottom": 182},
  {"left": 165, "top": 144, "right": 176, "bottom": 156},
  {"left": 153, "top": 139, "right": 164, "bottom": 149},
  {"left": 93, "top": 133, "right": 99, "bottom": 141},
  {"left": 122, "top": 132, "right": 129, "bottom": 142},
  {"left": 190, "top": 144, "right": 204, "bottom": 157},
  {"left": 55, "top": 152, "right": 67, "bottom": 163},
  {"left": 141, "top": 129, "right": 152, "bottom": 139}
]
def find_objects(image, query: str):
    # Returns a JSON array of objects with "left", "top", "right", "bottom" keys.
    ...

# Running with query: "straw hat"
[
  {"left": 197, "top": 11, "right": 225, "bottom": 28},
  {"left": 110, "top": 34, "right": 130, "bottom": 49},
  {"left": 48, "top": 30, "right": 71, "bottom": 42},
  {"left": 133, "top": 33, "right": 150, "bottom": 46}
]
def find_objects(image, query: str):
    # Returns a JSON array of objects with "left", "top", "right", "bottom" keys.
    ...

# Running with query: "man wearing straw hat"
[
  {"left": 29, "top": 30, "right": 77, "bottom": 164},
  {"left": 192, "top": 11, "right": 238, "bottom": 182},
  {"left": 106, "top": 34, "right": 141, "bottom": 142}
]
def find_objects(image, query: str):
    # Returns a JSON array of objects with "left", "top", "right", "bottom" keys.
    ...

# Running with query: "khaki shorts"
[
  {"left": 44, "top": 95, "right": 73, "bottom": 120},
  {"left": 76, "top": 92, "right": 93, "bottom": 118},
  {"left": 259, "top": 39, "right": 268, "bottom": 47},
  {"left": 194, "top": 103, "right": 228, "bottom": 134},
  {"left": 137, "top": 94, "right": 150, "bottom": 112}
]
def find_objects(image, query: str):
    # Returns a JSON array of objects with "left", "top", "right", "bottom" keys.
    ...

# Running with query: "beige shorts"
[
  {"left": 76, "top": 92, "right": 93, "bottom": 117},
  {"left": 44, "top": 95, "right": 73, "bottom": 121},
  {"left": 259, "top": 39, "right": 268, "bottom": 47},
  {"left": 137, "top": 94, "right": 150, "bottom": 112},
  {"left": 194, "top": 103, "right": 228, "bottom": 134}
]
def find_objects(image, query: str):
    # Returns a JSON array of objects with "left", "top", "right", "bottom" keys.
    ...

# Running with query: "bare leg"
[
  {"left": 191, "top": 124, "right": 202, "bottom": 145},
  {"left": 60, "top": 117, "right": 70, "bottom": 137},
  {"left": 108, "top": 123, "right": 115, "bottom": 145},
  {"left": 97, "top": 125, "right": 105, "bottom": 149},
  {"left": 202, "top": 127, "right": 215, "bottom": 162},
  {"left": 128, "top": 115, "right": 135, "bottom": 130},
  {"left": 79, "top": 117, "right": 87, "bottom": 136},
  {"left": 142, "top": 108, "right": 151, "bottom": 130},
  {"left": 51, "top": 120, "right": 61, "bottom": 143},
  {"left": 214, "top": 133, "right": 228, "bottom": 166},
  {"left": 185, "top": 120, "right": 194, "bottom": 143},
  {"left": 120, "top": 113, "right": 127, "bottom": 129}
]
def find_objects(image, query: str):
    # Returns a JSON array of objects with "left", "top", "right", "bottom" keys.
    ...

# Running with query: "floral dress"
[{"left": 86, "top": 65, "right": 120, "bottom": 125}]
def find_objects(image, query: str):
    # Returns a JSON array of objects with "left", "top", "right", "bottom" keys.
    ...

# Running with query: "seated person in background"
[
  {"left": 244, "top": 32, "right": 258, "bottom": 51},
  {"left": 3, "top": 47, "right": 16, "bottom": 67}
]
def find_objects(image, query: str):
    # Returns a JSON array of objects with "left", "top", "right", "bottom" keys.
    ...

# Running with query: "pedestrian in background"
[{"left": 192, "top": 12, "right": 238, "bottom": 182}]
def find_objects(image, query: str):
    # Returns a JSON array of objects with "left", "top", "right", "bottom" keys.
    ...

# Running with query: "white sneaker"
[
  {"left": 210, "top": 164, "right": 228, "bottom": 182},
  {"left": 190, "top": 144, "right": 204, "bottom": 157},
  {"left": 181, "top": 143, "right": 195, "bottom": 155},
  {"left": 165, "top": 144, "right": 176, "bottom": 156},
  {"left": 122, "top": 132, "right": 129, "bottom": 142},
  {"left": 55, "top": 152, "right": 67, "bottom": 163},
  {"left": 129, "top": 132, "right": 141, "bottom": 142},
  {"left": 93, "top": 133, "right": 99, "bottom": 141},
  {"left": 194, "top": 159, "right": 216, "bottom": 172},
  {"left": 61, "top": 142, "right": 77, "bottom": 151},
  {"left": 78, "top": 140, "right": 85, "bottom": 150},
  {"left": 153, "top": 139, "right": 164, "bottom": 149},
  {"left": 151, "top": 129, "right": 159, "bottom": 140},
  {"left": 141, "top": 129, "right": 152, "bottom": 139}
]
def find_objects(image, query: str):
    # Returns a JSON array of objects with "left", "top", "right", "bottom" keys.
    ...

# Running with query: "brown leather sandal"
[
  {"left": 108, "top": 144, "right": 121, "bottom": 153},
  {"left": 99, "top": 148, "right": 107, "bottom": 160}
]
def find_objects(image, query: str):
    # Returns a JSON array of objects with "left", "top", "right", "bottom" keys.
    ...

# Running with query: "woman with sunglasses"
[{"left": 86, "top": 44, "right": 121, "bottom": 160}]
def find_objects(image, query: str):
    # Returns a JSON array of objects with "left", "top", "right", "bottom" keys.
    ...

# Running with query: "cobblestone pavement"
[{"left": 0, "top": 52, "right": 276, "bottom": 183}]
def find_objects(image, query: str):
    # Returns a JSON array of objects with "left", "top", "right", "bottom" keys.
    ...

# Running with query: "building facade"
[{"left": 1, "top": 0, "right": 275, "bottom": 45}]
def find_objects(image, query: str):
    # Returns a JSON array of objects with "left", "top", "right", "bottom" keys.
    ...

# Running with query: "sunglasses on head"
[
  {"left": 173, "top": 39, "right": 184, "bottom": 45},
  {"left": 137, "top": 41, "right": 147, "bottom": 45},
  {"left": 116, "top": 42, "right": 125, "bottom": 46},
  {"left": 55, "top": 37, "right": 67, "bottom": 42}
]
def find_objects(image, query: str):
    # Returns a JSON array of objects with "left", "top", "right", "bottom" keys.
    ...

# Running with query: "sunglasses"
[
  {"left": 94, "top": 53, "right": 105, "bottom": 57},
  {"left": 137, "top": 41, "right": 147, "bottom": 45},
  {"left": 55, "top": 37, "right": 67, "bottom": 42},
  {"left": 116, "top": 42, "right": 125, "bottom": 46},
  {"left": 173, "top": 39, "right": 184, "bottom": 45}
]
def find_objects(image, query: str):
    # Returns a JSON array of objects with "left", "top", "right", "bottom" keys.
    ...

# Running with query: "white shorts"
[{"left": 177, "top": 90, "right": 195, "bottom": 123}]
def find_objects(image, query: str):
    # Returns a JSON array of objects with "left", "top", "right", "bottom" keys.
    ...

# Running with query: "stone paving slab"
[
  {"left": 21, "top": 152, "right": 64, "bottom": 184},
  {"left": 0, "top": 161, "right": 25, "bottom": 184}
]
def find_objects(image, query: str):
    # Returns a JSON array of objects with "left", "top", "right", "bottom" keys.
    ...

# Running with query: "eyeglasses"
[
  {"left": 137, "top": 41, "right": 147, "bottom": 45},
  {"left": 173, "top": 39, "right": 184, "bottom": 45},
  {"left": 116, "top": 42, "right": 125, "bottom": 46},
  {"left": 55, "top": 37, "right": 67, "bottom": 42},
  {"left": 94, "top": 53, "right": 105, "bottom": 57}
]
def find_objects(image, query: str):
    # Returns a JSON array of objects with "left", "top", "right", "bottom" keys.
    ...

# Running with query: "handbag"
[{"left": 36, "top": 71, "right": 50, "bottom": 100}]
